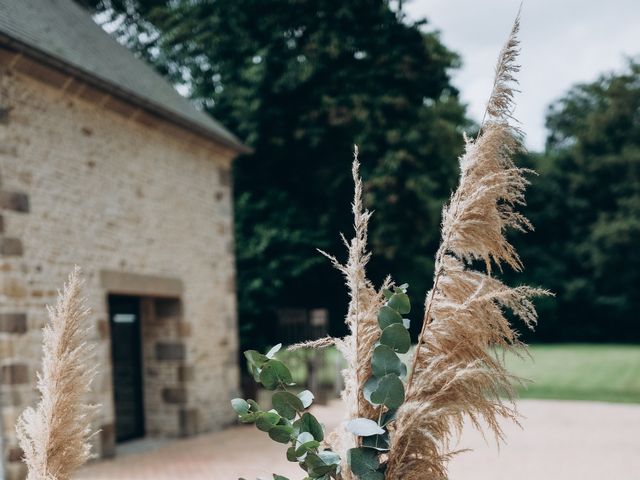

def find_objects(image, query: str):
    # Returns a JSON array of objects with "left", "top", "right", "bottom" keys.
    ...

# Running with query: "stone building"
[{"left": 0, "top": 1, "right": 247, "bottom": 478}]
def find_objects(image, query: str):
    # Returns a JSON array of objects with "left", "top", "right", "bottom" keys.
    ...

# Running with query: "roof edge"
[{"left": 0, "top": 32, "right": 252, "bottom": 155}]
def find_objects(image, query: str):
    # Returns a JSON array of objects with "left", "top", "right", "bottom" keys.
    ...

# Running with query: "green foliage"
[
  {"left": 347, "top": 448, "right": 383, "bottom": 480},
  {"left": 516, "top": 60, "right": 640, "bottom": 342},
  {"left": 84, "top": 0, "right": 468, "bottom": 350},
  {"left": 231, "top": 344, "right": 340, "bottom": 479},
  {"left": 233, "top": 286, "right": 411, "bottom": 478},
  {"left": 348, "top": 284, "right": 412, "bottom": 478},
  {"left": 379, "top": 324, "right": 411, "bottom": 354},
  {"left": 371, "top": 345, "right": 406, "bottom": 377}
]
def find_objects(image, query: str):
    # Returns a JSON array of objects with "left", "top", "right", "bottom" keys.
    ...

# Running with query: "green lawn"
[
  {"left": 277, "top": 344, "right": 640, "bottom": 404},
  {"left": 505, "top": 344, "right": 640, "bottom": 404}
]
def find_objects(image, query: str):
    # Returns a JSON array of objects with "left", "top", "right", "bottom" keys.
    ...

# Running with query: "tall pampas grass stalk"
[
  {"left": 16, "top": 267, "right": 97, "bottom": 480},
  {"left": 385, "top": 14, "right": 550, "bottom": 480},
  {"left": 307, "top": 147, "right": 391, "bottom": 479}
]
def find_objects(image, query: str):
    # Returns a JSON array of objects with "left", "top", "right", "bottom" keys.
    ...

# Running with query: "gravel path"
[{"left": 76, "top": 399, "right": 640, "bottom": 479}]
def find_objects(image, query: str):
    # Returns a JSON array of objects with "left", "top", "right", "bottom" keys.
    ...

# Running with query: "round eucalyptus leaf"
[
  {"left": 272, "top": 391, "right": 304, "bottom": 419},
  {"left": 362, "top": 432, "right": 390, "bottom": 451},
  {"left": 238, "top": 411, "right": 259, "bottom": 423},
  {"left": 370, "top": 373, "right": 405, "bottom": 409},
  {"left": 295, "top": 440, "right": 320, "bottom": 458},
  {"left": 259, "top": 359, "right": 293, "bottom": 390},
  {"left": 381, "top": 408, "right": 397, "bottom": 426},
  {"left": 363, "top": 377, "right": 380, "bottom": 404},
  {"left": 388, "top": 292, "right": 411, "bottom": 314},
  {"left": 244, "top": 349, "right": 268, "bottom": 367},
  {"left": 379, "top": 323, "right": 411, "bottom": 353},
  {"left": 347, "top": 447, "right": 379, "bottom": 476},
  {"left": 296, "top": 412, "right": 324, "bottom": 441},
  {"left": 345, "top": 418, "right": 385, "bottom": 437},
  {"left": 286, "top": 446, "right": 298, "bottom": 462},
  {"left": 231, "top": 398, "right": 250, "bottom": 415},
  {"left": 371, "top": 345, "right": 404, "bottom": 377},
  {"left": 297, "top": 390, "right": 314, "bottom": 408},
  {"left": 268, "top": 424, "right": 294, "bottom": 443},
  {"left": 296, "top": 431, "right": 315, "bottom": 446},
  {"left": 382, "top": 288, "right": 393, "bottom": 300},
  {"left": 377, "top": 305, "right": 402, "bottom": 329},
  {"left": 255, "top": 411, "right": 281, "bottom": 432},
  {"left": 317, "top": 450, "right": 341, "bottom": 466},
  {"left": 305, "top": 452, "right": 338, "bottom": 477}
]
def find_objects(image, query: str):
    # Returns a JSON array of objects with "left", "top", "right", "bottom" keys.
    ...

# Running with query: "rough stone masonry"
[{"left": 0, "top": 49, "right": 241, "bottom": 480}]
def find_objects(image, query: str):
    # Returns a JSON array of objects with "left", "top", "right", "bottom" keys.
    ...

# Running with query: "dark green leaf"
[
  {"left": 347, "top": 447, "right": 379, "bottom": 476},
  {"left": 381, "top": 408, "right": 397, "bottom": 426},
  {"left": 370, "top": 374, "right": 405, "bottom": 409},
  {"left": 273, "top": 475, "right": 290, "bottom": 480},
  {"left": 362, "top": 432, "right": 390, "bottom": 451},
  {"left": 388, "top": 292, "right": 410, "bottom": 314},
  {"left": 377, "top": 305, "right": 402, "bottom": 329},
  {"left": 238, "top": 412, "right": 259, "bottom": 423},
  {"left": 371, "top": 345, "right": 404, "bottom": 377},
  {"left": 272, "top": 391, "right": 304, "bottom": 419},
  {"left": 286, "top": 446, "right": 297, "bottom": 462},
  {"left": 259, "top": 359, "right": 293, "bottom": 390},
  {"left": 244, "top": 350, "right": 268, "bottom": 367},
  {"left": 305, "top": 452, "right": 339, "bottom": 477},
  {"left": 255, "top": 411, "right": 281, "bottom": 431},
  {"left": 379, "top": 323, "right": 411, "bottom": 353},
  {"left": 295, "top": 440, "right": 320, "bottom": 457},
  {"left": 296, "top": 412, "right": 324, "bottom": 441},
  {"left": 295, "top": 432, "right": 320, "bottom": 458},
  {"left": 268, "top": 425, "right": 294, "bottom": 443}
]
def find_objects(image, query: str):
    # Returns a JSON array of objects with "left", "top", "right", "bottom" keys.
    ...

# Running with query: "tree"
[
  {"left": 517, "top": 61, "right": 640, "bottom": 342},
  {"left": 82, "top": 0, "right": 468, "bottom": 348}
]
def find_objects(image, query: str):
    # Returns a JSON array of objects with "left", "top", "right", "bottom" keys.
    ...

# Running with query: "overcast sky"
[{"left": 404, "top": 0, "right": 639, "bottom": 151}]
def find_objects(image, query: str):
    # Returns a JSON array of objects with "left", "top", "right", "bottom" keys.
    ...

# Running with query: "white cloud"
[{"left": 404, "top": 0, "right": 640, "bottom": 150}]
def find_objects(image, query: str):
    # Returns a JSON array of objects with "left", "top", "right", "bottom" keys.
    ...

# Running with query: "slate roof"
[{"left": 0, "top": 0, "right": 247, "bottom": 152}]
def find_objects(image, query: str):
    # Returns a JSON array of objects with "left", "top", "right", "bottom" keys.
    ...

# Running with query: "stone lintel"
[{"left": 100, "top": 270, "right": 183, "bottom": 297}]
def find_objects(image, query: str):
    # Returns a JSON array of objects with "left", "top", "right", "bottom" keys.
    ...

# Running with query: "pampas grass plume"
[
  {"left": 385, "top": 14, "right": 551, "bottom": 480},
  {"left": 16, "top": 267, "right": 97, "bottom": 480}
]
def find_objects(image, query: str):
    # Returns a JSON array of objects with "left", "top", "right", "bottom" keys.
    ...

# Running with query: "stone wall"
[{"left": 0, "top": 52, "right": 240, "bottom": 479}]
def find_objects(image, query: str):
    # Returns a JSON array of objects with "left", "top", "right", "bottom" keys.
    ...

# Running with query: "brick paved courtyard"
[{"left": 75, "top": 399, "right": 640, "bottom": 480}]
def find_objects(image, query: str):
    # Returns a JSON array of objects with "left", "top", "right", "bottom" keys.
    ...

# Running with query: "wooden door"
[{"left": 108, "top": 295, "right": 145, "bottom": 442}]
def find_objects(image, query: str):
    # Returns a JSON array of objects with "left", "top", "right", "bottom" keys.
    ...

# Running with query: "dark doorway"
[{"left": 108, "top": 295, "right": 145, "bottom": 442}]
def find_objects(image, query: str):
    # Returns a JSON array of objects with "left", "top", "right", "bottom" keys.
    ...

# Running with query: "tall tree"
[
  {"left": 518, "top": 61, "right": 640, "bottom": 342},
  {"left": 82, "top": 0, "right": 468, "bottom": 348}
]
